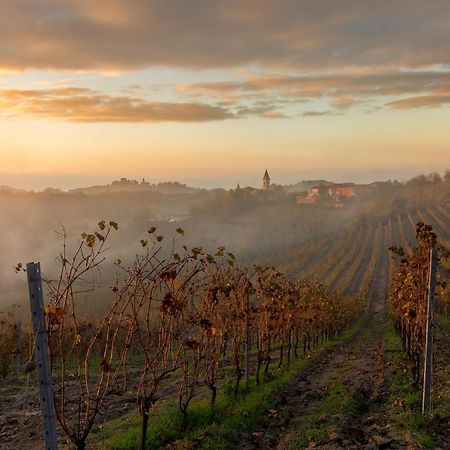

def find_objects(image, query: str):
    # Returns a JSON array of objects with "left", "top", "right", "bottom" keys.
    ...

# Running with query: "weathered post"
[
  {"left": 14, "top": 320, "right": 22, "bottom": 382},
  {"left": 422, "top": 248, "right": 438, "bottom": 414},
  {"left": 245, "top": 283, "right": 250, "bottom": 389},
  {"left": 27, "top": 262, "right": 59, "bottom": 450}
]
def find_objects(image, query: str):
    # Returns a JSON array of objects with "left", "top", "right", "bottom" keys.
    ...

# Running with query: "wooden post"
[
  {"left": 14, "top": 321, "right": 22, "bottom": 382},
  {"left": 245, "top": 285, "right": 250, "bottom": 389},
  {"left": 422, "top": 248, "right": 438, "bottom": 414},
  {"left": 27, "top": 262, "right": 59, "bottom": 450}
]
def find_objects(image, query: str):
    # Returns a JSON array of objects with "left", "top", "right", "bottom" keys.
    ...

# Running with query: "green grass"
[
  {"left": 279, "top": 321, "right": 381, "bottom": 450},
  {"left": 383, "top": 320, "right": 436, "bottom": 449},
  {"left": 434, "top": 313, "right": 450, "bottom": 411},
  {"left": 436, "top": 313, "right": 450, "bottom": 330},
  {"left": 282, "top": 381, "right": 357, "bottom": 449},
  {"left": 96, "top": 320, "right": 363, "bottom": 450}
]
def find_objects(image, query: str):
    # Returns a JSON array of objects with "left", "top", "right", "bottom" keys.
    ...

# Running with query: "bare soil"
[{"left": 236, "top": 243, "right": 434, "bottom": 450}]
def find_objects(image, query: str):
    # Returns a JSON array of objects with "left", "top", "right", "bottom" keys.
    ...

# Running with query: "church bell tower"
[{"left": 262, "top": 170, "right": 270, "bottom": 189}]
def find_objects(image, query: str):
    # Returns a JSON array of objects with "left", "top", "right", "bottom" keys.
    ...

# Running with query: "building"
[
  {"left": 110, "top": 177, "right": 151, "bottom": 191},
  {"left": 327, "top": 183, "right": 356, "bottom": 200},
  {"left": 297, "top": 186, "right": 320, "bottom": 204},
  {"left": 262, "top": 170, "right": 271, "bottom": 189},
  {"left": 111, "top": 177, "right": 139, "bottom": 187},
  {"left": 297, "top": 183, "right": 358, "bottom": 205}
]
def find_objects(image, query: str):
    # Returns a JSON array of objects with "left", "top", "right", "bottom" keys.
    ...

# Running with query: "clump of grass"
[
  {"left": 384, "top": 320, "right": 436, "bottom": 449},
  {"left": 436, "top": 313, "right": 450, "bottom": 331},
  {"left": 283, "top": 381, "right": 357, "bottom": 449}
]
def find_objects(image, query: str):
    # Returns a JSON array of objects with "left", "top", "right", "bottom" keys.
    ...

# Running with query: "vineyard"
[
  {"left": 389, "top": 222, "right": 449, "bottom": 408},
  {"left": 272, "top": 202, "right": 450, "bottom": 296},
  {"left": 0, "top": 202, "right": 449, "bottom": 449},
  {"left": 0, "top": 222, "right": 366, "bottom": 449},
  {"left": 2, "top": 1, "right": 450, "bottom": 448}
]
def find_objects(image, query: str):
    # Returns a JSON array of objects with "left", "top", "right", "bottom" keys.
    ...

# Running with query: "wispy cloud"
[
  {"left": 303, "top": 111, "right": 334, "bottom": 117},
  {"left": 178, "top": 70, "right": 450, "bottom": 112},
  {"left": 387, "top": 94, "right": 450, "bottom": 109},
  {"left": 0, "top": 86, "right": 290, "bottom": 123},
  {"left": 0, "top": 87, "right": 234, "bottom": 123},
  {"left": 2, "top": 69, "right": 449, "bottom": 125}
]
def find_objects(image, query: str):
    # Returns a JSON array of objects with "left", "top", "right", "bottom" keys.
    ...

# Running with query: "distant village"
[
  {"left": 233, "top": 170, "right": 386, "bottom": 208},
  {"left": 101, "top": 172, "right": 381, "bottom": 207},
  {"left": 294, "top": 179, "right": 378, "bottom": 208},
  {"left": 0, "top": 172, "right": 392, "bottom": 206}
]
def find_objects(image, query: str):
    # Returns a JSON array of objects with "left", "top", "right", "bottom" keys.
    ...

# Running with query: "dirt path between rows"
[
  {"left": 238, "top": 238, "right": 422, "bottom": 450},
  {"left": 237, "top": 314, "right": 413, "bottom": 449}
]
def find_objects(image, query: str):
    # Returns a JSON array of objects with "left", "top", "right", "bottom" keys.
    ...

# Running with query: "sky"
[{"left": 0, "top": 0, "right": 449, "bottom": 190}]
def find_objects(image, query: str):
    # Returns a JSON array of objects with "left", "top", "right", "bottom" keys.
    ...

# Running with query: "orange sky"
[{"left": 0, "top": 1, "right": 449, "bottom": 189}]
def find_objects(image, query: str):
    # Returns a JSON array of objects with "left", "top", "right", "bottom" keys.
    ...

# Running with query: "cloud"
[
  {"left": 0, "top": 86, "right": 288, "bottom": 123},
  {"left": 303, "top": 111, "right": 334, "bottom": 117},
  {"left": 233, "top": 101, "right": 287, "bottom": 118},
  {"left": 179, "top": 71, "right": 450, "bottom": 98},
  {"left": 260, "top": 111, "right": 289, "bottom": 119},
  {"left": 0, "top": 87, "right": 234, "bottom": 123},
  {"left": 178, "top": 70, "right": 450, "bottom": 112},
  {"left": 0, "top": 1, "right": 449, "bottom": 72},
  {"left": 2, "top": 71, "right": 449, "bottom": 126},
  {"left": 2, "top": 1, "right": 450, "bottom": 119},
  {"left": 387, "top": 94, "right": 450, "bottom": 109}
]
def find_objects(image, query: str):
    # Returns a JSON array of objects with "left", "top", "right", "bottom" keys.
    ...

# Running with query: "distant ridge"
[
  {"left": 69, "top": 180, "right": 199, "bottom": 195},
  {"left": 0, "top": 185, "right": 28, "bottom": 193}
]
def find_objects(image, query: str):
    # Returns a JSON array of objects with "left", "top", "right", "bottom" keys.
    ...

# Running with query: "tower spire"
[{"left": 262, "top": 169, "right": 270, "bottom": 189}]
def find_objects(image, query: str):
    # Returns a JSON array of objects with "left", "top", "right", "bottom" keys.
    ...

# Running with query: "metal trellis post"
[
  {"left": 27, "top": 262, "right": 59, "bottom": 450},
  {"left": 422, "top": 248, "right": 438, "bottom": 414}
]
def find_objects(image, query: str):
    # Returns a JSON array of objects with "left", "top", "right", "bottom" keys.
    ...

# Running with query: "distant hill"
[
  {"left": 69, "top": 180, "right": 200, "bottom": 195},
  {"left": 0, "top": 185, "right": 27, "bottom": 193}
]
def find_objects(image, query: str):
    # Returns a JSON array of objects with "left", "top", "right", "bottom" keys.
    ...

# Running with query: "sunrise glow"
[{"left": 0, "top": 1, "right": 449, "bottom": 189}]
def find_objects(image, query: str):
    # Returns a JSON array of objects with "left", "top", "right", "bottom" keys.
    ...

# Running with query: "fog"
[{"left": 1, "top": 172, "right": 449, "bottom": 316}]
